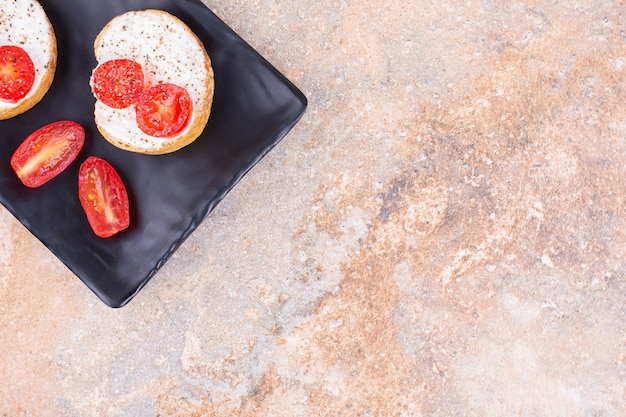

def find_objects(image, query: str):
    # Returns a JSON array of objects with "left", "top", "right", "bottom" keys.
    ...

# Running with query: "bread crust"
[
  {"left": 93, "top": 10, "right": 214, "bottom": 155},
  {"left": 0, "top": 0, "right": 57, "bottom": 120}
]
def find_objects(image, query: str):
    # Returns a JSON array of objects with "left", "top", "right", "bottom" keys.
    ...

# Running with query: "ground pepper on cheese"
[
  {"left": 92, "top": 10, "right": 213, "bottom": 152},
  {"left": 0, "top": 0, "right": 55, "bottom": 110}
]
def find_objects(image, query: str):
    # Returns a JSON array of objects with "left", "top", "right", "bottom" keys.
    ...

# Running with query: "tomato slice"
[
  {"left": 78, "top": 156, "right": 130, "bottom": 238},
  {"left": 11, "top": 121, "right": 85, "bottom": 188},
  {"left": 135, "top": 83, "right": 192, "bottom": 137},
  {"left": 0, "top": 45, "right": 36, "bottom": 102},
  {"left": 92, "top": 59, "right": 144, "bottom": 109}
]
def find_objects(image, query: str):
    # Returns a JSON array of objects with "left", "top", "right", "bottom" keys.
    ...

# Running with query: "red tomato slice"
[
  {"left": 0, "top": 45, "right": 36, "bottom": 102},
  {"left": 135, "top": 83, "right": 192, "bottom": 137},
  {"left": 11, "top": 121, "right": 85, "bottom": 188},
  {"left": 92, "top": 59, "right": 144, "bottom": 109},
  {"left": 78, "top": 156, "right": 130, "bottom": 238}
]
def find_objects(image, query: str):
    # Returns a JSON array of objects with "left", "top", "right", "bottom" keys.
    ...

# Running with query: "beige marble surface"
[{"left": 1, "top": 0, "right": 625, "bottom": 415}]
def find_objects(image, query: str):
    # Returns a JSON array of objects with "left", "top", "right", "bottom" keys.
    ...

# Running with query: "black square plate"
[{"left": 0, "top": 0, "right": 306, "bottom": 307}]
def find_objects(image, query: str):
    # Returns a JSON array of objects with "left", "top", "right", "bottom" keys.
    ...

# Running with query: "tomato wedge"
[
  {"left": 78, "top": 156, "right": 130, "bottom": 238},
  {"left": 135, "top": 83, "right": 192, "bottom": 137},
  {"left": 11, "top": 121, "right": 85, "bottom": 188},
  {"left": 92, "top": 59, "right": 144, "bottom": 109},
  {"left": 0, "top": 45, "right": 36, "bottom": 102}
]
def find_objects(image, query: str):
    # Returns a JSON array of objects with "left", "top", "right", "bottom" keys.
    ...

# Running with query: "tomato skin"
[
  {"left": 78, "top": 156, "right": 130, "bottom": 238},
  {"left": 135, "top": 83, "right": 192, "bottom": 137},
  {"left": 0, "top": 45, "right": 36, "bottom": 102},
  {"left": 92, "top": 59, "right": 144, "bottom": 109},
  {"left": 11, "top": 121, "right": 85, "bottom": 188}
]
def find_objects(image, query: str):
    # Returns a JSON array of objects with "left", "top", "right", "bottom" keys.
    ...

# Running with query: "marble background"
[{"left": 1, "top": 0, "right": 625, "bottom": 415}]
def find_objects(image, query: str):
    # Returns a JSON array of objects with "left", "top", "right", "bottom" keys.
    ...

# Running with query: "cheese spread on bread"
[
  {"left": 92, "top": 10, "right": 214, "bottom": 154},
  {"left": 0, "top": 0, "right": 57, "bottom": 119}
]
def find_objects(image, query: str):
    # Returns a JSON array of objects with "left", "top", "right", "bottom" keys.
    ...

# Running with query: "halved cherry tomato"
[
  {"left": 135, "top": 83, "right": 192, "bottom": 137},
  {"left": 0, "top": 45, "right": 36, "bottom": 101},
  {"left": 11, "top": 121, "right": 85, "bottom": 188},
  {"left": 78, "top": 156, "right": 130, "bottom": 238},
  {"left": 92, "top": 59, "right": 144, "bottom": 109}
]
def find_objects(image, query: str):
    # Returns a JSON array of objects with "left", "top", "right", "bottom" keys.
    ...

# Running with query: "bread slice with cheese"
[
  {"left": 91, "top": 9, "right": 214, "bottom": 155},
  {"left": 0, "top": 0, "right": 57, "bottom": 120}
]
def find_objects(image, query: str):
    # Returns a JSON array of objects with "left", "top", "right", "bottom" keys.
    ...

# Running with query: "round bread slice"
[
  {"left": 0, "top": 0, "right": 57, "bottom": 120},
  {"left": 91, "top": 9, "right": 214, "bottom": 155}
]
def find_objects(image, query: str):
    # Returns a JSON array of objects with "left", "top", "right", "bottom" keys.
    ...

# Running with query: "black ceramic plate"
[{"left": 0, "top": 0, "right": 306, "bottom": 307}]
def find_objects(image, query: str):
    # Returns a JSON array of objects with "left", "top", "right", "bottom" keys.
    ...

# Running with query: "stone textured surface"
[{"left": 1, "top": 0, "right": 625, "bottom": 415}]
